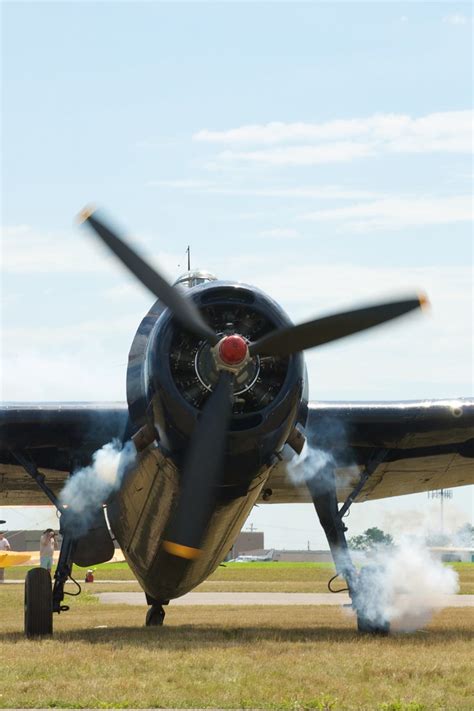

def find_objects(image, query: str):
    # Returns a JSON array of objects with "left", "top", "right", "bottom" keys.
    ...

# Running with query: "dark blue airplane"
[{"left": 1, "top": 206, "right": 473, "bottom": 637}]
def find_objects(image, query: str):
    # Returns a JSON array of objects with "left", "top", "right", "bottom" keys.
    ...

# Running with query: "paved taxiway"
[{"left": 97, "top": 591, "right": 474, "bottom": 606}]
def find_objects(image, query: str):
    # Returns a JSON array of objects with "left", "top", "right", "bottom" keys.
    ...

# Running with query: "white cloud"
[
  {"left": 2, "top": 224, "right": 184, "bottom": 280},
  {"left": 258, "top": 228, "right": 300, "bottom": 239},
  {"left": 300, "top": 194, "right": 472, "bottom": 230},
  {"left": 151, "top": 179, "right": 214, "bottom": 189},
  {"left": 194, "top": 111, "right": 472, "bottom": 146},
  {"left": 443, "top": 13, "right": 469, "bottom": 25},
  {"left": 147, "top": 181, "right": 381, "bottom": 200},
  {"left": 3, "top": 317, "right": 138, "bottom": 348},
  {"left": 250, "top": 186, "right": 380, "bottom": 199},
  {"left": 218, "top": 142, "right": 374, "bottom": 165},
  {"left": 193, "top": 110, "right": 473, "bottom": 164},
  {"left": 1, "top": 225, "right": 114, "bottom": 274},
  {"left": 1, "top": 349, "right": 127, "bottom": 401},
  {"left": 194, "top": 115, "right": 407, "bottom": 144},
  {"left": 135, "top": 138, "right": 179, "bottom": 149}
]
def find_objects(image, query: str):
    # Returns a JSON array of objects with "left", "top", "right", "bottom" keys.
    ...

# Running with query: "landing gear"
[
  {"left": 145, "top": 594, "right": 168, "bottom": 626},
  {"left": 355, "top": 564, "right": 390, "bottom": 635},
  {"left": 52, "top": 525, "right": 76, "bottom": 615},
  {"left": 24, "top": 568, "right": 53, "bottom": 638},
  {"left": 357, "top": 614, "right": 390, "bottom": 635},
  {"left": 306, "top": 457, "right": 391, "bottom": 635},
  {"left": 11, "top": 451, "right": 77, "bottom": 636},
  {"left": 145, "top": 604, "right": 166, "bottom": 627},
  {"left": 12, "top": 451, "right": 117, "bottom": 637},
  {"left": 22, "top": 534, "right": 75, "bottom": 638}
]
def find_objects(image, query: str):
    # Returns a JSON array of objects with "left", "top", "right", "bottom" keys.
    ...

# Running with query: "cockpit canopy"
[{"left": 173, "top": 270, "right": 218, "bottom": 289}]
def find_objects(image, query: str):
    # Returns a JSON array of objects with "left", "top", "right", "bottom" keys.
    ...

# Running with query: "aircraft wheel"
[
  {"left": 24, "top": 568, "right": 53, "bottom": 638},
  {"left": 355, "top": 565, "right": 390, "bottom": 635},
  {"left": 357, "top": 613, "right": 390, "bottom": 635},
  {"left": 145, "top": 604, "right": 165, "bottom": 627}
]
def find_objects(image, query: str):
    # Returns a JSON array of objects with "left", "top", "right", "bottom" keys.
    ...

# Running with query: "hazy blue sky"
[{"left": 2, "top": 2, "right": 472, "bottom": 546}]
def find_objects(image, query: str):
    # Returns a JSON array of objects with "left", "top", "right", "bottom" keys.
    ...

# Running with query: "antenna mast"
[
  {"left": 428, "top": 488, "right": 453, "bottom": 533},
  {"left": 186, "top": 245, "right": 191, "bottom": 271}
]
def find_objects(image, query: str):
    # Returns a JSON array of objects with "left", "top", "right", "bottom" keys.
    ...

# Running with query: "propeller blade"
[
  {"left": 78, "top": 206, "right": 218, "bottom": 345},
  {"left": 249, "top": 296, "right": 428, "bottom": 358},
  {"left": 163, "top": 371, "right": 234, "bottom": 559}
]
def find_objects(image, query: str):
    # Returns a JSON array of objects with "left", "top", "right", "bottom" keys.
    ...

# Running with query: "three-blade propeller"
[{"left": 79, "top": 206, "right": 428, "bottom": 558}]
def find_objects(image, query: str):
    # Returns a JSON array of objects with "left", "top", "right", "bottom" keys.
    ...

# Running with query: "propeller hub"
[{"left": 218, "top": 334, "right": 248, "bottom": 365}]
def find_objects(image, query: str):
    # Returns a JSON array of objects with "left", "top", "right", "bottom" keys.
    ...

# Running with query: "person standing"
[
  {"left": 0, "top": 532, "right": 11, "bottom": 583},
  {"left": 39, "top": 529, "right": 56, "bottom": 572}
]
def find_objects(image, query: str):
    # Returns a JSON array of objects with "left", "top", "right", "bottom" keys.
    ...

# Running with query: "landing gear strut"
[
  {"left": 12, "top": 452, "right": 75, "bottom": 637},
  {"left": 145, "top": 604, "right": 166, "bottom": 627},
  {"left": 145, "top": 595, "right": 167, "bottom": 626},
  {"left": 13, "top": 450, "right": 117, "bottom": 637},
  {"left": 12, "top": 451, "right": 78, "bottom": 637},
  {"left": 307, "top": 454, "right": 390, "bottom": 635}
]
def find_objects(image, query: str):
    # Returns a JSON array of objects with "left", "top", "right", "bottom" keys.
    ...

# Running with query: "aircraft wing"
[
  {"left": 266, "top": 399, "right": 474, "bottom": 504},
  {"left": 0, "top": 403, "right": 129, "bottom": 505},
  {"left": 1, "top": 399, "right": 473, "bottom": 507}
]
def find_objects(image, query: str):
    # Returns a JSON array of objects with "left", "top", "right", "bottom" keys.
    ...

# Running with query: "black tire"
[
  {"left": 355, "top": 565, "right": 390, "bottom": 635},
  {"left": 24, "top": 568, "right": 53, "bottom": 638},
  {"left": 357, "top": 614, "right": 390, "bottom": 635},
  {"left": 145, "top": 605, "right": 165, "bottom": 627}
]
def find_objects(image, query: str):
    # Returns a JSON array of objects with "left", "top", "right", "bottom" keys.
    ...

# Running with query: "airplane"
[
  {"left": 1, "top": 205, "right": 473, "bottom": 637},
  {"left": 231, "top": 549, "right": 275, "bottom": 562}
]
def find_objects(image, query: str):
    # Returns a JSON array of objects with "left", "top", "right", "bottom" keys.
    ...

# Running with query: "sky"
[{"left": 1, "top": 1, "right": 473, "bottom": 548}]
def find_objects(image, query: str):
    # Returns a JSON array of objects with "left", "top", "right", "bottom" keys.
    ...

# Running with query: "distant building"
[
  {"left": 226, "top": 528, "right": 338, "bottom": 563},
  {"left": 227, "top": 531, "right": 264, "bottom": 559},
  {"left": 274, "top": 549, "right": 334, "bottom": 563}
]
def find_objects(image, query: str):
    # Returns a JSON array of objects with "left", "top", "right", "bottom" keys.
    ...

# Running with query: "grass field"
[
  {"left": 6, "top": 561, "right": 474, "bottom": 594},
  {"left": 1, "top": 566, "right": 474, "bottom": 710}
]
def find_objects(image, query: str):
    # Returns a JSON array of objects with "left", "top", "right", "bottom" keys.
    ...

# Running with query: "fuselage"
[
  {"left": 107, "top": 275, "right": 308, "bottom": 602},
  {"left": 107, "top": 445, "right": 274, "bottom": 600}
]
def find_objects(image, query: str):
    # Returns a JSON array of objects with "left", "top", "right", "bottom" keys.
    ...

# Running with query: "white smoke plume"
[
  {"left": 286, "top": 443, "right": 460, "bottom": 633},
  {"left": 352, "top": 539, "right": 460, "bottom": 632},
  {"left": 286, "top": 441, "right": 359, "bottom": 492},
  {"left": 287, "top": 442, "right": 334, "bottom": 485},
  {"left": 59, "top": 440, "right": 136, "bottom": 535},
  {"left": 383, "top": 505, "right": 472, "bottom": 547}
]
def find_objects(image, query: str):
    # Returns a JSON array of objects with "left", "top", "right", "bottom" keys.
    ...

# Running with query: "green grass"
[
  {"left": 6, "top": 560, "right": 474, "bottom": 593},
  {"left": 446, "top": 562, "right": 474, "bottom": 594},
  {"left": 0, "top": 584, "right": 473, "bottom": 710},
  {"left": 6, "top": 561, "right": 133, "bottom": 581}
]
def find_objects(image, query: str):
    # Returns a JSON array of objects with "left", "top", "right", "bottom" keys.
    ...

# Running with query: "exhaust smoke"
[
  {"left": 59, "top": 439, "right": 136, "bottom": 536},
  {"left": 286, "top": 442, "right": 460, "bottom": 633},
  {"left": 286, "top": 440, "right": 359, "bottom": 493},
  {"left": 352, "top": 539, "right": 460, "bottom": 632}
]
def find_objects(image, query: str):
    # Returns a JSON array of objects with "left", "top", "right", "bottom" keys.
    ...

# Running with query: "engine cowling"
[{"left": 127, "top": 281, "right": 307, "bottom": 482}]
